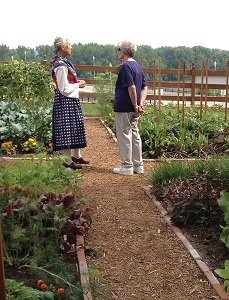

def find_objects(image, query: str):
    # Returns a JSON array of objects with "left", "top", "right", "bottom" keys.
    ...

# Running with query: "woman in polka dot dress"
[{"left": 50, "top": 37, "right": 90, "bottom": 170}]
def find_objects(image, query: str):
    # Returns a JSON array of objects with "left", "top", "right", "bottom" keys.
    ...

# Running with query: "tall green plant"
[
  {"left": 0, "top": 61, "right": 54, "bottom": 108},
  {"left": 150, "top": 157, "right": 229, "bottom": 194},
  {"left": 94, "top": 73, "right": 116, "bottom": 128},
  {"left": 140, "top": 107, "right": 229, "bottom": 158}
]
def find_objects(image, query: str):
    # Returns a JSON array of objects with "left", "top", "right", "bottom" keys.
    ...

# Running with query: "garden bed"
[{"left": 1, "top": 117, "right": 229, "bottom": 299}]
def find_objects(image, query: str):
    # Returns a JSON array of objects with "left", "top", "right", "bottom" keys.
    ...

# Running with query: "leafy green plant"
[
  {"left": 215, "top": 260, "right": 229, "bottom": 295},
  {"left": 159, "top": 172, "right": 222, "bottom": 225},
  {"left": 139, "top": 108, "right": 228, "bottom": 158},
  {"left": 149, "top": 157, "right": 229, "bottom": 226},
  {"left": 1, "top": 156, "right": 93, "bottom": 299},
  {"left": 0, "top": 100, "right": 52, "bottom": 148},
  {"left": 94, "top": 73, "right": 115, "bottom": 128},
  {"left": 215, "top": 192, "right": 229, "bottom": 294},
  {"left": 217, "top": 192, "right": 229, "bottom": 250},
  {"left": 6, "top": 279, "right": 54, "bottom": 300},
  {"left": 139, "top": 110, "right": 169, "bottom": 158},
  {"left": 0, "top": 156, "right": 82, "bottom": 197},
  {"left": 0, "top": 60, "right": 54, "bottom": 107}
]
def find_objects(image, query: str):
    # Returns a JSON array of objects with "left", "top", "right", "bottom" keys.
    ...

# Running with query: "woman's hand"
[
  {"left": 138, "top": 104, "right": 144, "bottom": 115},
  {"left": 78, "top": 80, "right": 86, "bottom": 88},
  {"left": 135, "top": 104, "right": 144, "bottom": 116}
]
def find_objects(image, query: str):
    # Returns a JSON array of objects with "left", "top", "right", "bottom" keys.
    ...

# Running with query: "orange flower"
[
  {"left": 37, "top": 279, "right": 44, "bottom": 285},
  {"left": 58, "top": 288, "right": 65, "bottom": 294},
  {"left": 40, "top": 283, "right": 47, "bottom": 290},
  {"left": 43, "top": 147, "right": 47, "bottom": 151},
  {"left": 7, "top": 151, "right": 12, "bottom": 156},
  {"left": 48, "top": 143, "right": 53, "bottom": 147}
]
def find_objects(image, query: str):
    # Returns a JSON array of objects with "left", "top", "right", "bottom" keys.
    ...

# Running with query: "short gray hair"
[
  {"left": 53, "top": 37, "right": 71, "bottom": 55},
  {"left": 118, "top": 40, "right": 137, "bottom": 57}
]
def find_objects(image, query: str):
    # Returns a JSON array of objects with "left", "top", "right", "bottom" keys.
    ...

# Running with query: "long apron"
[{"left": 52, "top": 90, "right": 87, "bottom": 151}]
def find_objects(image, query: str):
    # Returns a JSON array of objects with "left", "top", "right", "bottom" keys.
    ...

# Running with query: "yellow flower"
[
  {"left": 28, "top": 138, "right": 34, "bottom": 142},
  {"left": 32, "top": 142, "right": 37, "bottom": 146}
]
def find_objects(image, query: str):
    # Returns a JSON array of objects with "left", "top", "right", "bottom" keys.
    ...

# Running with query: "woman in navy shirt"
[{"left": 113, "top": 40, "right": 148, "bottom": 175}]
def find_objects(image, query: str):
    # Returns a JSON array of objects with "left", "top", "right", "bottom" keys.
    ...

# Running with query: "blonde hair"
[{"left": 53, "top": 37, "right": 71, "bottom": 55}]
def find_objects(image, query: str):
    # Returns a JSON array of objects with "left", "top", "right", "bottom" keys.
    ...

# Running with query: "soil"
[
  {"left": 181, "top": 224, "right": 228, "bottom": 279},
  {"left": 2, "top": 117, "right": 228, "bottom": 299}
]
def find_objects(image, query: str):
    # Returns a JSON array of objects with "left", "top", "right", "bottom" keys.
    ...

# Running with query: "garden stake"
[{"left": 0, "top": 223, "right": 6, "bottom": 300}]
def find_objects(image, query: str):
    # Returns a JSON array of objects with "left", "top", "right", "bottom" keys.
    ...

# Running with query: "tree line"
[{"left": 1, "top": 42, "right": 229, "bottom": 72}]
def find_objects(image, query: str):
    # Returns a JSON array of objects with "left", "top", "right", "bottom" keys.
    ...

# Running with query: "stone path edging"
[
  {"left": 143, "top": 186, "right": 229, "bottom": 300},
  {"left": 76, "top": 234, "right": 93, "bottom": 300}
]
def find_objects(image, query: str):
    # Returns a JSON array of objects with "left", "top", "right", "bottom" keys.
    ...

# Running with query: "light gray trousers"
[{"left": 115, "top": 112, "right": 143, "bottom": 170}]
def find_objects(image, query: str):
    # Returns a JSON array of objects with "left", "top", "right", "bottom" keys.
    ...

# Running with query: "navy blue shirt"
[{"left": 114, "top": 60, "right": 147, "bottom": 112}]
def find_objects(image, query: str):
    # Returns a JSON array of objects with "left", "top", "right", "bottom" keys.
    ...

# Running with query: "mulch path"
[{"left": 77, "top": 117, "right": 223, "bottom": 300}]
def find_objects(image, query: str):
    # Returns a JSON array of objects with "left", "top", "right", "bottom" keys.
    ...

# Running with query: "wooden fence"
[
  {"left": 41, "top": 57, "right": 229, "bottom": 116},
  {"left": 1, "top": 57, "right": 228, "bottom": 121},
  {"left": 1, "top": 57, "right": 229, "bottom": 106}
]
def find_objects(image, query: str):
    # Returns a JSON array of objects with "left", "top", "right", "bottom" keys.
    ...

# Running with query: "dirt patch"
[{"left": 181, "top": 224, "right": 228, "bottom": 282}]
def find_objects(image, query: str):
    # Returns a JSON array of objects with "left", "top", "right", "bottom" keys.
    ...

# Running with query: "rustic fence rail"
[
  {"left": 41, "top": 58, "right": 229, "bottom": 114},
  {"left": 1, "top": 58, "right": 228, "bottom": 120}
]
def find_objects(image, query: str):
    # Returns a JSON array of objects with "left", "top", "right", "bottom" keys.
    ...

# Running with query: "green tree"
[{"left": 0, "top": 44, "right": 10, "bottom": 61}]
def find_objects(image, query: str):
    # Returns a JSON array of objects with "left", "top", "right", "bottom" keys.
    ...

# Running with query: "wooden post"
[
  {"left": 177, "top": 60, "right": 181, "bottom": 116},
  {"left": 204, "top": 59, "right": 209, "bottom": 114},
  {"left": 200, "top": 60, "right": 205, "bottom": 120},
  {"left": 182, "top": 61, "right": 186, "bottom": 128},
  {"left": 191, "top": 62, "right": 196, "bottom": 106},
  {"left": 153, "top": 60, "right": 157, "bottom": 115},
  {"left": 224, "top": 61, "right": 229, "bottom": 138},
  {"left": 158, "top": 59, "right": 162, "bottom": 122},
  {"left": 0, "top": 223, "right": 6, "bottom": 300}
]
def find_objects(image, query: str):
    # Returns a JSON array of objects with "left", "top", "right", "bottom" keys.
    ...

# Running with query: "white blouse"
[{"left": 54, "top": 65, "right": 80, "bottom": 98}]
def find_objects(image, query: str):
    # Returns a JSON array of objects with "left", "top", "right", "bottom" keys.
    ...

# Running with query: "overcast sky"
[{"left": 2, "top": 0, "right": 228, "bottom": 50}]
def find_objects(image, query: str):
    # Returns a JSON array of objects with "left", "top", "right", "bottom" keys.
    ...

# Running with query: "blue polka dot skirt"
[{"left": 52, "top": 91, "right": 87, "bottom": 151}]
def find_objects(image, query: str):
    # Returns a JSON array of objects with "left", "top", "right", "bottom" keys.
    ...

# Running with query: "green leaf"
[{"left": 218, "top": 191, "right": 229, "bottom": 214}]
